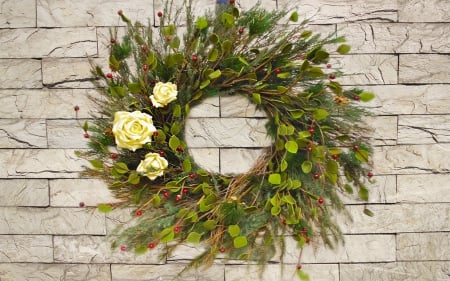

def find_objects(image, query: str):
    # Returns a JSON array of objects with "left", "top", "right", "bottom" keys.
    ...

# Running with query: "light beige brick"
[
  {"left": 50, "top": 179, "right": 119, "bottom": 207},
  {"left": 0, "top": 235, "right": 53, "bottom": 262},
  {"left": 0, "top": 263, "right": 111, "bottom": 281},
  {"left": 0, "top": 179, "right": 49, "bottom": 206},
  {"left": 397, "top": 233, "right": 450, "bottom": 261},
  {"left": 220, "top": 148, "right": 266, "bottom": 175},
  {"left": 111, "top": 264, "right": 224, "bottom": 281},
  {"left": 0, "top": 0, "right": 36, "bottom": 28},
  {"left": 220, "top": 95, "right": 267, "bottom": 118},
  {"left": 339, "top": 204, "right": 450, "bottom": 234},
  {"left": 187, "top": 148, "right": 220, "bottom": 173},
  {"left": 0, "top": 59, "right": 41, "bottom": 88},
  {"left": 400, "top": 54, "right": 450, "bottom": 84},
  {"left": 398, "top": 115, "right": 450, "bottom": 144},
  {"left": 0, "top": 149, "right": 87, "bottom": 178},
  {"left": 0, "top": 207, "right": 106, "bottom": 235},
  {"left": 364, "top": 116, "right": 397, "bottom": 146},
  {"left": 339, "top": 23, "right": 450, "bottom": 54},
  {"left": 373, "top": 144, "right": 450, "bottom": 175},
  {"left": 0, "top": 89, "right": 98, "bottom": 119},
  {"left": 222, "top": 0, "right": 278, "bottom": 12},
  {"left": 340, "top": 262, "right": 450, "bottom": 281},
  {"left": 0, "top": 28, "right": 97, "bottom": 58},
  {"left": 42, "top": 58, "right": 104, "bottom": 88},
  {"left": 398, "top": 174, "right": 450, "bottom": 203},
  {"left": 54, "top": 235, "right": 163, "bottom": 264},
  {"left": 340, "top": 175, "right": 397, "bottom": 204},
  {"left": 47, "top": 119, "right": 90, "bottom": 149},
  {"left": 188, "top": 96, "right": 220, "bottom": 118},
  {"left": 0, "top": 119, "right": 47, "bottom": 148},
  {"left": 399, "top": 0, "right": 450, "bottom": 22}
]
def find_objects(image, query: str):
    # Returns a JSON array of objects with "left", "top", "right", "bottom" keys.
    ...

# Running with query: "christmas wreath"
[{"left": 78, "top": 0, "right": 375, "bottom": 279}]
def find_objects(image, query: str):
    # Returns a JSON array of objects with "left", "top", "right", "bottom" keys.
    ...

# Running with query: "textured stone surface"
[
  {"left": 373, "top": 144, "right": 450, "bottom": 175},
  {"left": 340, "top": 175, "right": 397, "bottom": 204},
  {"left": 0, "top": 59, "right": 41, "bottom": 88},
  {"left": 187, "top": 148, "right": 220, "bottom": 173},
  {"left": 399, "top": 54, "right": 450, "bottom": 84},
  {"left": 398, "top": 0, "right": 450, "bottom": 22},
  {"left": 0, "top": 235, "right": 53, "bottom": 262},
  {"left": 54, "top": 235, "right": 163, "bottom": 264},
  {"left": 188, "top": 96, "right": 220, "bottom": 118},
  {"left": 0, "top": 28, "right": 97, "bottom": 58},
  {"left": 0, "top": 263, "right": 111, "bottom": 281},
  {"left": 340, "top": 262, "right": 450, "bottom": 281},
  {"left": 397, "top": 233, "right": 450, "bottom": 261},
  {"left": 47, "top": 120, "right": 90, "bottom": 148},
  {"left": 364, "top": 116, "right": 397, "bottom": 146},
  {"left": 398, "top": 115, "right": 450, "bottom": 144},
  {"left": 42, "top": 58, "right": 104, "bottom": 88},
  {"left": 0, "top": 119, "right": 47, "bottom": 148},
  {"left": 220, "top": 95, "right": 267, "bottom": 118},
  {"left": 0, "top": 89, "right": 98, "bottom": 119},
  {"left": 0, "top": 149, "right": 87, "bottom": 178},
  {"left": 111, "top": 264, "right": 224, "bottom": 281},
  {"left": 340, "top": 23, "right": 450, "bottom": 54},
  {"left": 0, "top": 207, "right": 106, "bottom": 234},
  {"left": 153, "top": 0, "right": 217, "bottom": 26},
  {"left": 220, "top": 148, "right": 266, "bottom": 175},
  {"left": 398, "top": 174, "right": 450, "bottom": 203},
  {"left": 0, "top": 0, "right": 36, "bottom": 28},
  {"left": 50, "top": 179, "right": 118, "bottom": 207},
  {"left": 0, "top": 179, "right": 49, "bottom": 206},
  {"left": 339, "top": 204, "right": 450, "bottom": 234}
]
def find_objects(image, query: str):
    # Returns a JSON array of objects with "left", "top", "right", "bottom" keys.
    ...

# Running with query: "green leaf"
[
  {"left": 170, "top": 122, "right": 181, "bottom": 135},
  {"left": 301, "top": 161, "right": 313, "bottom": 174},
  {"left": 97, "top": 203, "right": 112, "bottom": 213},
  {"left": 300, "top": 30, "right": 312, "bottom": 39},
  {"left": 354, "top": 149, "right": 369, "bottom": 162},
  {"left": 252, "top": 93, "right": 261, "bottom": 104},
  {"left": 233, "top": 236, "right": 248, "bottom": 248},
  {"left": 298, "top": 131, "right": 311, "bottom": 139},
  {"left": 228, "top": 225, "right": 240, "bottom": 237},
  {"left": 337, "top": 44, "right": 351, "bottom": 54},
  {"left": 82, "top": 121, "right": 89, "bottom": 132},
  {"left": 271, "top": 205, "right": 281, "bottom": 216},
  {"left": 326, "top": 160, "right": 339, "bottom": 174},
  {"left": 289, "top": 11, "right": 299, "bottom": 22},
  {"left": 203, "top": 220, "right": 217, "bottom": 230},
  {"left": 159, "top": 228, "right": 175, "bottom": 243},
  {"left": 306, "top": 67, "right": 323, "bottom": 78},
  {"left": 127, "top": 83, "right": 141, "bottom": 94},
  {"left": 364, "top": 208, "right": 374, "bottom": 217},
  {"left": 186, "top": 232, "right": 202, "bottom": 243},
  {"left": 173, "top": 104, "right": 182, "bottom": 118},
  {"left": 208, "top": 49, "right": 219, "bottom": 62},
  {"left": 162, "top": 24, "right": 176, "bottom": 36},
  {"left": 127, "top": 173, "right": 140, "bottom": 184},
  {"left": 134, "top": 245, "right": 147, "bottom": 255},
  {"left": 268, "top": 173, "right": 281, "bottom": 185},
  {"left": 290, "top": 110, "right": 304, "bottom": 119},
  {"left": 109, "top": 55, "right": 120, "bottom": 71},
  {"left": 277, "top": 72, "right": 291, "bottom": 79},
  {"left": 359, "top": 92, "right": 375, "bottom": 102},
  {"left": 238, "top": 57, "right": 249, "bottom": 66},
  {"left": 89, "top": 159, "right": 103, "bottom": 170},
  {"left": 168, "top": 135, "right": 180, "bottom": 151},
  {"left": 169, "top": 36, "right": 180, "bottom": 49},
  {"left": 280, "top": 159, "right": 288, "bottom": 172},
  {"left": 285, "top": 140, "right": 298, "bottom": 154},
  {"left": 153, "top": 194, "right": 161, "bottom": 207},
  {"left": 111, "top": 86, "right": 126, "bottom": 97},
  {"left": 208, "top": 69, "right": 222, "bottom": 79},
  {"left": 313, "top": 109, "right": 329, "bottom": 121},
  {"left": 195, "top": 17, "right": 208, "bottom": 30},
  {"left": 297, "top": 269, "right": 310, "bottom": 281},
  {"left": 221, "top": 40, "right": 232, "bottom": 54},
  {"left": 200, "top": 79, "right": 210, "bottom": 89},
  {"left": 221, "top": 12, "right": 235, "bottom": 28},
  {"left": 282, "top": 194, "right": 296, "bottom": 205},
  {"left": 359, "top": 186, "right": 369, "bottom": 201},
  {"left": 114, "top": 162, "right": 128, "bottom": 174},
  {"left": 182, "top": 159, "right": 192, "bottom": 173}
]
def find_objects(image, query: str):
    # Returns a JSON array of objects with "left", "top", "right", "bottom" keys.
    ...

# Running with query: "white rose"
[
  {"left": 150, "top": 82, "right": 178, "bottom": 108},
  {"left": 112, "top": 111, "right": 156, "bottom": 151},
  {"left": 136, "top": 153, "right": 168, "bottom": 180}
]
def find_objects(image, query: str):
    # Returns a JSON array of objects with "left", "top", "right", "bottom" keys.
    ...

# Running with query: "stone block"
[
  {"left": 0, "top": 59, "right": 41, "bottom": 88},
  {"left": 0, "top": 207, "right": 106, "bottom": 235},
  {"left": 105, "top": 208, "right": 136, "bottom": 234},
  {"left": 339, "top": 23, "right": 450, "bottom": 54},
  {"left": 47, "top": 119, "right": 90, "bottom": 148},
  {"left": 0, "top": 28, "right": 97, "bottom": 58},
  {"left": 220, "top": 95, "right": 267, "bottom": 118},
  {"left": 398, "top": 115, "right": 450, "bottom": 144},
  {"left": 184, "top": 118, "right": 271, "bottom": 148},
  {"left": 340, "top": 175, "right": 397, "bottom": 204},
  {"left": 0, "top": 119, "right": 47, "bottom": 148},
  {"left": 283, "top": 234, "right": 396, "bottom": 263},
  {"left": 153, "top": 0, "right": 217, "bottom": 26},
  {"left": 0, "top": 263, "right": 111, "bottom": 281},
  {"left": 364, "top": 85, "right": 450, "bottom": 115},
  {"left": 54, "top": 235, "right": 163, "bottom": 264},
  {"left": 188, "top": 96, "right": 220, "bottom": 118},
  {"left": 398, "top": 174, "right": 450, "bottom": 203},
  {"left": 399, "top": 54, "right": 450, "bottom": 84},
  {"left": 399, "top": 0, "right": 450, "bottom": 22},
  {"left": 42, "top": 58, "right": 104, "bottom": 88},
  {"left": 338, "top": 204, "right": 450, "bottom": 234},
  {"left": 225, "top": 264, "right": 339, "bottom": 281},
  {"left": 187, "top": 148, "right": 220, "bottom": 173},
  {"left": 0, "top": 235, "right": 53, "bottom": 262},
  {"left": 0, "top": 179, "right": 49, "bottom": 206},
  {"left": 340, "top": 262, "right": 450, "bottom": 281},
  {"left": 0, "top": 89, "right": 98, "bottom": 119},
  {"left": 227, "top": 0, "right": 278, "bottom": 11},
  {"left": 0, "top": 0, "right": 36, "bottom": 28},
  {"left": 37, "top": 0, "right": 153, "bottom": 27},
  {"left": 220, "top": 148, "right": 266, "bottom": 175},
  {"left": 364, "top": 116, "right": 397, "bottom": 146},
  {"left": 111, "top": 264, "right": 224, "bottom": 281},
  {"left": 397, "top": 233, "right": 450, "bottom": 261},
  {"left": 50, "top": 179, "right": 119, "bottom": 207},
  {"left": 0, "top": 149, "right": 87, "bottom": 178},
  {"left": 373, "top": 144, "right": 450, "bottom": 175}
]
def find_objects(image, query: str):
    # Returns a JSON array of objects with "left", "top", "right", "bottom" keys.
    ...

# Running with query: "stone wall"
[{"left": 0, "top": 0, "right": 449, "bottom": 280}]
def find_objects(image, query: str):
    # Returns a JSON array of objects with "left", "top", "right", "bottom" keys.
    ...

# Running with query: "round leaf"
[
  {"left": 233, "top": 236, "right": 248, "bottom": 248},
  {"left": 301, "top": 161, "right": 313, "bottom": 174}
]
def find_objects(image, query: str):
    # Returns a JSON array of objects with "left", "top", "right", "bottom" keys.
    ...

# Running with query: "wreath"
[{"left": 78, "top": 1, "right": 375, "bottom": 279}]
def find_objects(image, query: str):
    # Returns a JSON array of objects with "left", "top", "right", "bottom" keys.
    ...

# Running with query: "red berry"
[
  {"left": 148, "top": 242, "right": 155, "bottom": 249},
  {"left": 329, "top": 73, "right": 336, "bottom": 80},
  {"left": 308, "top": 128, "right": 315, "bottom": 134},
  {"left": 176, "top": 194, "right": 182, "bottom": 201},
  {"left": 219, "top": 246, "right": 226, "bottom": 253},
  {"left": 275, "top": 68, "right": 281, "bottom": 74},
  {"left": 305, "top": 237, "right": 311, "bottom": 244},
  {"left": 318, "top": 197, "right": 324, "bottom": 204},
  {"left": 176, "top": 145, "right": 183, "bottom": 152},
  {"left": 307, "top": 146, "right": 313, "bottom": 152},
  {"left": 83, "top": 133, "right": 90, "bottom": 139},
  {"left": 367, "top": 171, "right": 374, "bottom": 178},
  {"left": 282, "top": 219, "right": 286, "bottom": 225},
  {"left": 192, "top": 55, "right": 198, "bottom": 62},
  {"left": 326, "top": 63, "right": 332, "bottom": 69},
  {"left": 159, "top": 150, "right": 165, "bottom": 157},
  {"left": 182, "top": 188, "right": 189, "bottom": 194},
  {"left": 143, "top": 65, "right": 149, "bottom": 71},
  {"left": 111, "top": 153, "right": 118, "bottom": 159},
  {"left": 157, "top": 11, "right": 163, "bottom": 17},
  {"left": 79, "top": 202, "right": 85, "bottom": 207},
  {"left": 188, "top": 173, "right": 196, "bottom": 179},
  {"left": 238, "top": 27, "right": 244, "bottom": 34},
  {"left": 302, "top": 226, "right": 308, "bottom": 232},
  {"left": 117, "top": 10, "right": 123, "bottom": 15},
  {"left": 135, "top": 210, "right": 142, "bottom": 216},
  {"left": 165, "top": 36, "right": 171, "bottom": 42},
  {"left": 120, "top": 245, "right": 127, "bottom": 251},
  {"left": 174, "top": 226, "right": 180, "bottom": 233},
  {"left": 332, "top": 154, "right": 339, "bottom": 160},
  {"left": 106, "top": 73, "right": 113, "bottom": 79},
  {"left": 353, "top": 145, "right": 359, "bottom": 151},
  {"left": 354, "top": 95, "right": 361, "bottom": 101},
  {"left": 110, "top": 38, "right": 116, "bottom": 44},
  {"left": 229, "top": 0, "right": 235, "bottom": 4},
  {"left": 313, "top": 173, "right": 320, "bottom": 180},
  {"left": 163, "top": 191, "right": 169, "bottom": 198},
  {"left": 163, "top": 105, "right": 169, "bottom": 110},
  {"left": 296, "top": 264, "right": 302, "bottom": 270},
  {"left": 141, "top": 45, "right": 148, "bottom": 52},
  {"left": 74, "top": 105, "right": 80, "bottom": 111},
  {"left": 149, "top": 79, "right": 155, "bottom": 85}
]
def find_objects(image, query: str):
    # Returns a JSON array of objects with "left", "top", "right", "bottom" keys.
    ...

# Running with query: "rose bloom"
[
  {"left": 150, "top": 82, "right": 178, "bottom": 108},
  {"left": 112, "top": 111, "right": 156, "bottom": 151},
  {"left": 136, "top": 153, "right": 168, "bottom": 180}
]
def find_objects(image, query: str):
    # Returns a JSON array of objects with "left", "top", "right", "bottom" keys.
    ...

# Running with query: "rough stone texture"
[
  {"left": 0, "top": 28, "right": 97, "bottom": 58},
  {"left": 398, "top": 174, "right": 450, "bottom": 203},
  {"left": 340, "top": 175, "right": 397, "bottom": 204},
  {"left": 364, "top": 116, "right": 397, "bottom": 146},
  {"left": 0, "top": 263, "right": 111, "bottom": 281},
  {"left": 188, "top": 96, "right": 220, "bottom": 118},
  {"left": 187, "top": 148, "right": 220, "bottom": 173},
  {"left": 398, "top": 0, "right": 450, "bottom": 22},
  {"left": 397, "top": 233, "right": 450, "bottom": 261},
  {"left": 0, "top": 119, "right": 47, "bottom": 148},
  {"left": 0, "top": 0, "right": 36, "bottom": 28},
  {"left": 0, "top": 179, "right": 49, "bottom": 206},
  {"left": 220, "top": 148, "right": 266, "bottom": 174},
  {"left": 398, "top": 115, "right": 450, "bottom": 144},
  {"left": 0, "top": 235, "right": 53, "bottom": 262},
  {"left": 47, "top": 119, "right": 90, "bottom": 148},
  {"left": 399, "top": 54, "right": 450, "bottom": 84},
  {"left": 0, "top": 59, "right": 42, "bottom": 88},
  {"left": 340, "top": 262, "right": 450, "bottom": 281},
  {"left": 42, "top": 58, "right": 104, "bottom": 88},
  {"left": 220, "top": 95, "right": 267, "bottom": 118}
]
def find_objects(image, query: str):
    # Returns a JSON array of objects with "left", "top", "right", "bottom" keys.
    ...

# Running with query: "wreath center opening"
[{"left": 184, "top": 95, "right": 271, "bottom": 175}]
